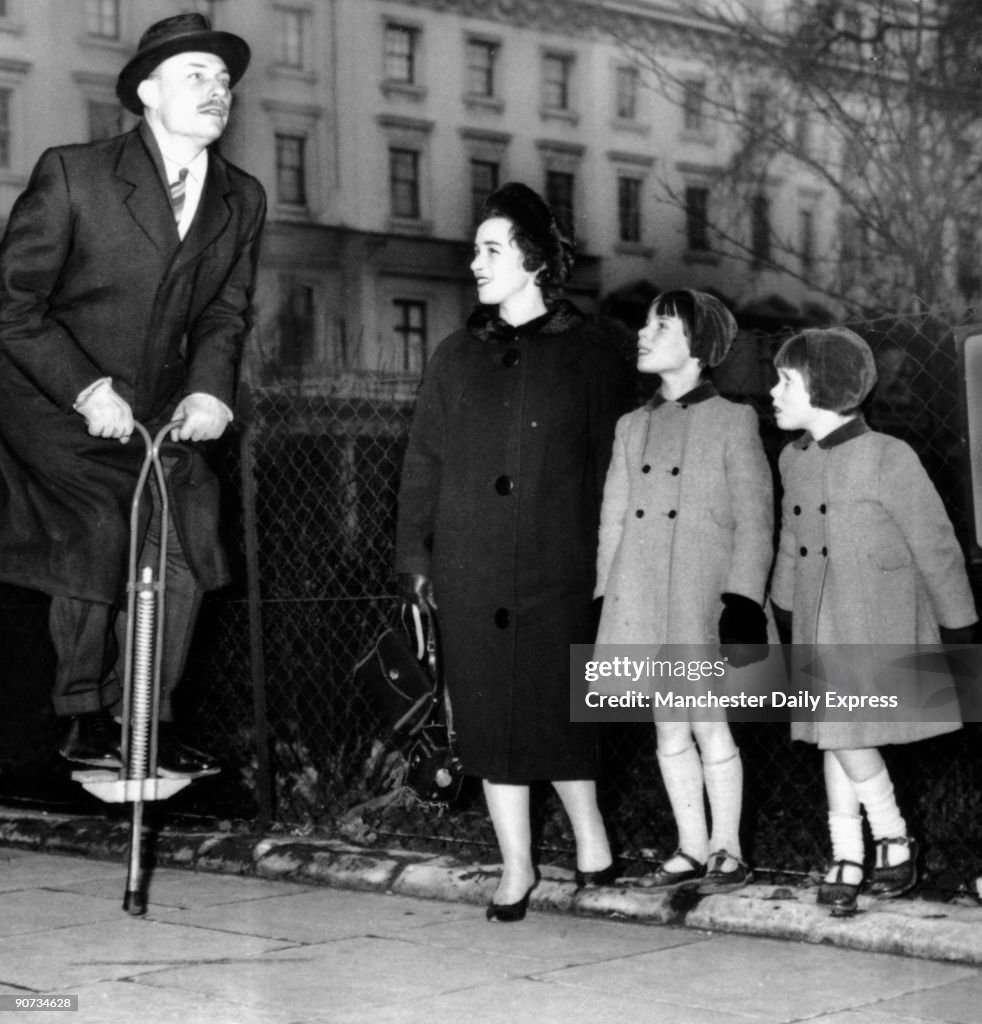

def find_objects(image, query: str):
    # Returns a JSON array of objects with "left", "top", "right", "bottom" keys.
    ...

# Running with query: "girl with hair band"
[
  {"left": 394, "top": 182, "right": 632, "bottom": 921},
  {"left": 595, "top": 289, "right": 774, "bottom": 894},
  {"left": 770, "top": 327, "right": 977, "bottom": 916}
]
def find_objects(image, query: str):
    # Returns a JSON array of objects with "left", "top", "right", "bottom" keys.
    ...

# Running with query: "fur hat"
[
  {"left": 774, "top": 327, "right": 877, "bottom": 413},
  {"left": 116, "top": 13, "right": 250, "bottom": 116},
  {"left": 481, "top": 182, "right": 555, "bottom": 247},
  {"left": 652, "top": 289, "right": 738, "bottom": 368},
  {"left": 480, "top": 181, "right": 574, "bottom": 289}
]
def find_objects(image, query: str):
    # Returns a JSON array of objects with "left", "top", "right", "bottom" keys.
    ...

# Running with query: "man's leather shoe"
[
  {"left": 156, "top": 725, "right": 220, "bottom": 778},
  {"left": 59, "top": 711, "right": 122, "bottom": 769}
]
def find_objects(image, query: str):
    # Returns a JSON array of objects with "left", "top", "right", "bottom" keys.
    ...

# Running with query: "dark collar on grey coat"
[
  {"left": 467, "top": 298, "right": 585, "bottom": 342},
  {"left": 794, "top": 414, "right": 870, "bottom": 450},
  {"left": 646, "top": 379, "right": 717, "bottom": 410}
]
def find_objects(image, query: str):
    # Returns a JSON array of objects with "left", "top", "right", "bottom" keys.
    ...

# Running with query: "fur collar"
[{"left": 466, "top": 299, "right": 585, "bottom": 342}]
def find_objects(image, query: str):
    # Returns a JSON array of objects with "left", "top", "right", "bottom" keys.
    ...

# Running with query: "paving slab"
[{"left": 1, "top": 846, "right": 982, "bottom": 1024}]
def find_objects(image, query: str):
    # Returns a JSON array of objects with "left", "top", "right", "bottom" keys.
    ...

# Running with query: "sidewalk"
[{"left": 1, "top": 807, "right": 982, "bottom": 1022}]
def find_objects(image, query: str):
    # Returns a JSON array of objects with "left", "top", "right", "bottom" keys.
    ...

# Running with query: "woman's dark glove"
[
  {"left": 398, "top": 573, "right": 436, "bottom": 611},
  {"left": 718, "top": 592, "right": 768, "bottom": 668},
  {"left": 771, "top": 602, "right": 792, "bottom": 645},
  {"left": 940, "top": 623, "right": 976, "bottom": 646}
]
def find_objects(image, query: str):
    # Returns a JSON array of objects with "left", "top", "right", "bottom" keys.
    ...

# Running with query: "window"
[
  {"left": 546, "top": 170, "right": 574, "bottom": 237},
  {"left": 385, "top": 24, "right": 418, "bottom": 84},
  {"left": 85, "top": 0, "right": 119, "bottom": 39},
  {"left": 747, "top": 88, "right": 771, "bottom": 131},
  {"left": 278, "top": 281, "right": 315, "bottom": 371},
  {"left": 0, "top": 87, "right": 10, "bottom": 168},
  {"left": 957, "top": 219, "right": 980, "bottom": 298},
  {"left": 794, "top": 108, "right": 812, "bottom": 156},
  {"left": 467, "top": 39, "right": 497, "bottom": 98},
  {"left": 88, "top": 100, "right": 122, "bottom": 141},
  {"left": 617, "top": 175, "right": 642, "bottom": 243},
  {"left": 275, "top": 7, "right": 306, "bottom": 69},
  {"left": 682, "top": 79, "right": 706, "bottom": 132},
  {"left": 615, "top": 66, "right": 639, "bottom": 121},
  {"left": 685, "top": 186, "right": 710, "bottom": 251},
  {"left": 275, "top": 133, "right": 307, "bottom": 206},
  {"left": 394, "top": 300, "right": 428, "bottom": 373},
  {"left": 390, "top": 147, "right": 420, "bottom": 219},
  {"left": 471, "top": 159, "right": 499, "bottom": 225},
  {"left": 799, "top": 208, "right": 815, "bottom": 272},
  {"left": 751, "top": 193, "right": 771, "bottom": 264},
  {"left": 542, "top": 53, "right": 572, "bottom": 110}
]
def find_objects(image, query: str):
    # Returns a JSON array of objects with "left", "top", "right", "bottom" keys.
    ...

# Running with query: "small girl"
[
  {"left": 595, "top": 289, "right": 774, "bottom": 894},
  {"left": 770, "top": 327, "right": 977, "bottom": 917}
]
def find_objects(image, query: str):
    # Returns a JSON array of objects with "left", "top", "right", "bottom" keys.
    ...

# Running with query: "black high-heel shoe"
[
  {"left": 486, "top": 883, "right": 536, "bottom": 923},
  {"left": 574, "top": 861, "right": 619, "bottom": 889}
]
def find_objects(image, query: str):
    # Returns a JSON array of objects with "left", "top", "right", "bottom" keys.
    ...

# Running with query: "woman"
[{"left": 394, "top": 182, "right": 631, "bottom": 921}]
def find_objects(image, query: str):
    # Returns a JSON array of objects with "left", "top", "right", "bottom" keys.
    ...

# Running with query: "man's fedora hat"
[{"left": 116, "top": 13, "right": 250, "bottom": 116}]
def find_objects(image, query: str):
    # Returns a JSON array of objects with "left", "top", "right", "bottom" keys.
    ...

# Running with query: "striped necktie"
[{"left": 170, "top": 167, "right": 189, "bottom": 224}]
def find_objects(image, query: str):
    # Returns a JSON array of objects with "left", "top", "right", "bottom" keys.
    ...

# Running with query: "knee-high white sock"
[
  {"left": 702, "top": 750, "right": 743, "bottom": 858},
  {"left": 852, "top": 766, "right": 906, "bottom": 841},
  {"left": 828, "top": 810, "right": 864, "bottom": 866},
  {"left": 657, "top": 744, "right": 708, "bottom": 861}
]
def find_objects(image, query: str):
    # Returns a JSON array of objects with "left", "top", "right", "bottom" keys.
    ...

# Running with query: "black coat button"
[
  {"left": 671, "top": 467, "right": 680, "bottom": 476},
  {"left": 495, "top": 475, "right": 513, "bottom": 495},
  {"left": 503, "top": 349, "right": 520, "bottom": 368},
  {"left": 668, "top": 510, "right": 677, "bottom": 518},
  {"left": 642, "top": 464, "right": 651, "bottom": 473},
  {"left": 793, "top": 505, "right": 801, "bottom": 515},
  {"left": 820, "top": 504, "right": 827, "bottom": 514},
  {"left": 800, "top": 546, "right": 808, "bottom": 556},
  {"left": 822, "top": 546, "right": 828, "bottom": 556},
  {"left": 494, "top": 608, "right": 511, "bottom": 628},
  {"left": 635, "top": 509, "right": 645, "bottom": 518}
]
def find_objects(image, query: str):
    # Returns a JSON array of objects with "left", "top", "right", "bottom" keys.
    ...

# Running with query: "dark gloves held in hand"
[
  {"left": 939, "top": 623, "right": 976, "bottom": 646},
  {"left": 718, "top": 592, "right": 768, "bottom": 668},
  {"left": 770, "top": 602, "right": 792, "bottom": 644},
  {"left": 397, "top": 573, "right": 436, "bottom": 610}
]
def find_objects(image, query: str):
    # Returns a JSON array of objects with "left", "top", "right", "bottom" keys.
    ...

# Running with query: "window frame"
[
  {"left": 84, "top": 0, "right": 120, "bottom": 40},
  {"left": 393, "top": 298, "right": 429, "bottom": 373}
]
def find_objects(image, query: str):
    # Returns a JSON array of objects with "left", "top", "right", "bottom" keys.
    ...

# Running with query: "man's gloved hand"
[
  {"left": 718, "top": 592, "right": 768, "bottom": 668},
  {"left": 171, "top": 393, "right": 233, "bottom": 442},
  {"left": 398, "top": 573, "right": 436, "bottom": 611},
  {"left": 74, "top": 379, "right": 134, "bottom": 443}
]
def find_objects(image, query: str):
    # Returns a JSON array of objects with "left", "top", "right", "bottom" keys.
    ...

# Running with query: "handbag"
[
  {"left": 404, "top": 690, "right": 465, "bottom": 806},
  {"left": 355, "top": 601, "right": 437, "bottom": 737}
]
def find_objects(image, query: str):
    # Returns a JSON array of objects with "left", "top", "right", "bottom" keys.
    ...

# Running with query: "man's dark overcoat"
[
  {"left": 394, "top": 301, "right": 631, "bottom": 782},
  {"left": 0, "top": 125, "right": 266, "bottom": 602}
]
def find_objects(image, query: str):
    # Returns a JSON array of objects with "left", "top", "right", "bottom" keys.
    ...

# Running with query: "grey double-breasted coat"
[
  {"left": 595, "top": 384, "right": 774, "bottom": 649},
  {"left": 771, "top": 417, "right": 977, "bottom": 748}
]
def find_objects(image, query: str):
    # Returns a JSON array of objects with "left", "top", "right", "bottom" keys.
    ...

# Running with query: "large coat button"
[
  {"left": 494, "top": 607, "right": 511, "bottom": 628},
  {"left": 495, "top": 475, "right": 513, "bottom": 495}
]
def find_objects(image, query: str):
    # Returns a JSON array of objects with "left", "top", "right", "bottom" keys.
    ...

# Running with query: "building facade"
[{"left": 0, "top": 0, "right": 836, "bottom": 392}]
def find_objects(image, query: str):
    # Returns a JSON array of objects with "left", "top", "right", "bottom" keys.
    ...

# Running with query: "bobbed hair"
[
  {"left": 650, "top": 289, "right": 737, "bottom": 368},
  {"left": 480, "top": 182, "right": 575, "bottom": 296},
  {"left": 774, "top": 327, "right": 877, "bottom": 413}
]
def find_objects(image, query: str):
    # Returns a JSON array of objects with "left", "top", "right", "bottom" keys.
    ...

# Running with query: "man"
[{"left": 0, "top": 14, "right": 266, "bottom": 776}]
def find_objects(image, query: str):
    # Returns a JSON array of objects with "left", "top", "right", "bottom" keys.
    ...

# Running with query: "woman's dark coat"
[
  {"left": 394, "top": 301, "right": 631, "bottom": 781},
  {"left": 0, "top": 125, "right": 266, "bottom": 602}
]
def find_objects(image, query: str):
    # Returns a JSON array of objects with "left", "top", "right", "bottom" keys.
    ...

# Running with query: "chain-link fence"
[{"left": 1, "top": 311, "right": 981, "bottom": 892}]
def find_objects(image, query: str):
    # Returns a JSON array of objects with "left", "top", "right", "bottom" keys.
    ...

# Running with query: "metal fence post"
[{"left": 238, "top": 383, "right": 274, "bottom": 827}]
